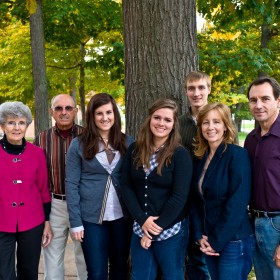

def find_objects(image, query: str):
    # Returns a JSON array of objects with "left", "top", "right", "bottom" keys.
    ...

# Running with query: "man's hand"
[{"left": 42, "top": 221, "right": 53, "bottom": 248}]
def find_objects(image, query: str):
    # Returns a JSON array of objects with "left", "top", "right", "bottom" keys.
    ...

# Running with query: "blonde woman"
[{"left": 192, "top": 102, "right": 255, "bottom": 280}]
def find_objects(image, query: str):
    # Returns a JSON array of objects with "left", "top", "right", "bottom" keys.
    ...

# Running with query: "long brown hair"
[
  {"left": 194, "top": 102, "right": 237, "bottom": 159},
  {"left": 133, "top": 98, "right": 181, "bottom": 175},
  {"left": 79, "top": 93, "right": 127, "bottom": 159}
]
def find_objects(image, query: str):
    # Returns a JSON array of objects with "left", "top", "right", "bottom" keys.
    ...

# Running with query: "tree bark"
[
  {"left": 30, "top": 0, "right": 49, "bottom": 136},
  {"left": 79, "top": 42, "right": 86, "bottom": 126},
  {"left": 123, "top": 0, "right": 198, "bottom": 137},
  {"left": 69, "top": 74, "right": 79, "bottom": 125},
  {"left": 258, "top": 23, "right": 272, "bottom": 77}
]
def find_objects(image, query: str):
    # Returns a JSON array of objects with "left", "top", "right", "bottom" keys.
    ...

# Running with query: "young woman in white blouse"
[{"left": 66, "top": 93, "right": 133, "bottom": 280}]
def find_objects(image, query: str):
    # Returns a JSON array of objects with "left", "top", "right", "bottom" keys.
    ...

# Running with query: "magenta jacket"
[{"left": 0, "top": 142, "right": 51, "bottom": 232}]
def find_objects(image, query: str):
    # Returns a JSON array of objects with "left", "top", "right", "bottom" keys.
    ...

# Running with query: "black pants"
[{"left": 0, "top": 223, "right": 44, "bottom": 280}]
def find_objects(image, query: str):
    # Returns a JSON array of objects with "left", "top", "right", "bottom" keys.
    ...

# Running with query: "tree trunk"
[
  {"left": 79, "top": 42, "right": 86, "bottom": 126},
  {"left": 258, "top": 23, "right": 272, "bottom": 77},
  {"left": 30, "top": 0, "right": 49, "bottom": 136},
  {"left": 69, "top": 74, "right": 78, "bottom": 125},
  {"left": 123, "top": 0, "right": 198, "bottom": 137}
]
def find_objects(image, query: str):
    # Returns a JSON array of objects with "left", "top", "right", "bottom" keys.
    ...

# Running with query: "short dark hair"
[{"left": 247, "top": 76, "right": 280, "bottom": 99}]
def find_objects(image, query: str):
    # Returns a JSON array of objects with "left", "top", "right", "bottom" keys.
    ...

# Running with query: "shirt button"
[
  {"left": 145, "top": 203, "right": 147, "bottom": 206},
  {"left": 13, "top": 180, "right": 17, "bottom": 184},
  {"left": 145, "top": 194, "right": 147, "bottom": 197},
  {"left": 145, "top": 186, "right": 147, "bottom": 189},
  {"left": 19, "top": 202, "right": 24, "bottom": 206},
  {"left": 12, "top": 202, "right": 17, "bottom": 207}
]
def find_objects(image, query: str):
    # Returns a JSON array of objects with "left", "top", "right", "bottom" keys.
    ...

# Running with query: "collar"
[
  {"left": 251, "top": 113, "right": 280, "bottom": 138},
  {"left": 54, "top": 123, "right": 76, "bottom": 138},
  {"left": 201, "top": 143, "right": 226, "bottom": 164},
  {"left": 1, "top": 134, "right": 26, "bottom": 155}
]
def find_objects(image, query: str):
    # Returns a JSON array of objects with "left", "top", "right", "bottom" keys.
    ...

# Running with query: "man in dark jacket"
[{"left": 179, "top": 71, "right": 211, "bottom": 280}]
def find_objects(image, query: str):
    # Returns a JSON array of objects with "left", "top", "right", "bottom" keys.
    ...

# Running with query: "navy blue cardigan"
[
  {"left": 191, "top": 143, "right": 253, "bottom": 252},
  {"left": 122, "top": 143, "right": 193, "bottom": 230}
]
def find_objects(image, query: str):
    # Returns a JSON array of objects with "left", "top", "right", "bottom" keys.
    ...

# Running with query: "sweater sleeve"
[
  {"left": 43, "top": 202, "right": 51, "bottom": 221},
  {"left": 36, "top": 147, "right": 51, "bottom": 203},
  {"left": 65, "top": 138, "right": 83, "bottom": 228},
  {"left": 208, "top": 148, "right": 252, "bottom": 252}
]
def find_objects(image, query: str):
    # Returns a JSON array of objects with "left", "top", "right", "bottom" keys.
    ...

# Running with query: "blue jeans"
[
  {"left": 186, "top": 241, "right": 211, "bottom": 280},
  {"left": 254, "top": 215, "right": 280, "bottom": 280},
  {"left": 130, "top": 219, "right": 188, "bottom": 280},
  {"left": 205, "top": 235, "right": 255, "bottom": 280},
  {"left": 81, "top": 218, "right": 131, "bottom": 280}
]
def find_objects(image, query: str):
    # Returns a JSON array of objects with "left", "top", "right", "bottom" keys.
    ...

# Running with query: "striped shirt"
[{"left": 34, "top": 123, "right": 84, "bottom": 195}]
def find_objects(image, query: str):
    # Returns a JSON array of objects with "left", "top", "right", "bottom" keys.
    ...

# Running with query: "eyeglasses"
[
  {"left": 5, "top": 121, "right": 27, "bottom": 128},
  {"left": 53, "top": 106, "right": 75, "bottom": 112}
]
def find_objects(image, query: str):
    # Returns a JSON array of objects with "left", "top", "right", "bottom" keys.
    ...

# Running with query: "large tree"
[
  {"left": 123, "top": 0, "right": 198, "bottom": 137},
  {"left": 0, "top": 0, "right": 49, "bottom": 134},
  {"left": 29, "top": 0, "right": 49, "bottom": 135}
]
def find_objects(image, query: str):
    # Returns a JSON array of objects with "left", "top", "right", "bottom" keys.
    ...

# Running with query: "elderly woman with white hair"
[{"left": 0, "top": 101, "right": 52, "bottom": 280}]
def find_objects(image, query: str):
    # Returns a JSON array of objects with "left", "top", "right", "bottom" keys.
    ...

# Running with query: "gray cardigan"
[{"left": 65, "top": 136, "right": 133, "bottom": 228}]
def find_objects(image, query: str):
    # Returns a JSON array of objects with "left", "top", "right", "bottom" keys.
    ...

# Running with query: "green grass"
[
  {"left": 248, "top": 267, "right": 256, "bottom": 279},
  {"left": 238, "top": 132, "right": 248, "bottom": 143}
]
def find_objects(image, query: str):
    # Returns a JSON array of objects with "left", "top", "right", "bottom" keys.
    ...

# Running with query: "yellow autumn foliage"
[
  {"left": 211, "top": 30, "right": 241, "bottom": 40},
  {"left": 26, "top": 0, "right": 37, "bottom": 15}
]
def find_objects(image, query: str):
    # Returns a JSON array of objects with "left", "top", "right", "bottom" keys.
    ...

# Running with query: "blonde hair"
[
  {"left": 133, "top": 98, "right": 181, "bottom": 175},
  {"left": 194, "top": 102, "right": 237, "bottom": 159}
]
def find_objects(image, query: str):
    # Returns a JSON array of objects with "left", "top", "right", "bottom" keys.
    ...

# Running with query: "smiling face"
[
  {"left": 248, "top": 82, "right": 280, "bottom": 129},
  {"left": 201, "top": 109, "right": 226, "bottom": 147},
  {"left": 186, "top": 78, "right": 210, "bottom": 110},
  {"left": 150, "top": 108, "right": 174, "bottom": 146},
  {"left": 94, "top": 102, "right": 115, "bottom": 137},
  {"left": 1, "top": 116, "right": 28, "bottom": 145},
  {"left": 50, "top": 94, "right": 78, "bottom": 131}
]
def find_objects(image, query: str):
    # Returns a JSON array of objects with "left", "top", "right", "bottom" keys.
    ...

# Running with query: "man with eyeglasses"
[{"left": 35, "top": 94, "right": 87, "bottom": 280}]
